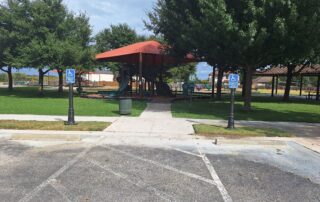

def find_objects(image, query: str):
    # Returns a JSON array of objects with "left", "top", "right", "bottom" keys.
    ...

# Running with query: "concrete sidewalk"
[{"left": 0, "top": 101, "right": 319, "bottom": 153}]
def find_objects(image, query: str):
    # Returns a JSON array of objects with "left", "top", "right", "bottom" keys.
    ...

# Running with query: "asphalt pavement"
[{"left": 0, "top": 139, "right": 319, "bottom": 202}]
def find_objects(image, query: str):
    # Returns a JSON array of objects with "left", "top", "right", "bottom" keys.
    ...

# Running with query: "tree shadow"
[
  {"left": 0, "top": 87, "right": 70, "bottom": 99},
  {"left": 172, "top": 100, "right": 320, "bottom": 123}
]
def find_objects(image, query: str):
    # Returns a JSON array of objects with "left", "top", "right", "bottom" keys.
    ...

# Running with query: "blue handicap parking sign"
[
  {"left": 228, "top": 74, "right": 239, "bottom": 89},
  {"left": 66, "top": 69, "right": 76, "bottom": 84}
]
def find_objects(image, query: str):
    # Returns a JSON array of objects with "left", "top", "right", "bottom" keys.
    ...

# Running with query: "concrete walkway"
[
  {"left": 0, "top": 102, "right": 319, "bottom": 153},
  {"left": 105, "top": 102, "right": 194, "bottom": 136}
]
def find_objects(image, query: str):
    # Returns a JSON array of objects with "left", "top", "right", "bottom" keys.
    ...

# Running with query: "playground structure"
[{"left": 96, "top": 40, "right": 195, "bottom": 98}]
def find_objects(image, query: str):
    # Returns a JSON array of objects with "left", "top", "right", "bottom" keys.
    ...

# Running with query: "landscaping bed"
[
  {"left": 0, "top": 120, "right": 110, "bottom": 131},
  {"left": 193, "top": 124, "right": 293, "bottom": 137}
]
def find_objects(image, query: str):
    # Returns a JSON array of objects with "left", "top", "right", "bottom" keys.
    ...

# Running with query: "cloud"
[{"left": 63, "top": 0, "right": 156, "bottom": 36}]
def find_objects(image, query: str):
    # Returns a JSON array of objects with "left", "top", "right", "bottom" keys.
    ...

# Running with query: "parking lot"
[{"left": 0, "top": 139, "right": 319, "bottom": 202}]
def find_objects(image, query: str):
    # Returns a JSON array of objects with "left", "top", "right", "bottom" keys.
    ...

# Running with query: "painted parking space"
[{"left": 0, "top": 140, "right": 319, "bottom": 202}]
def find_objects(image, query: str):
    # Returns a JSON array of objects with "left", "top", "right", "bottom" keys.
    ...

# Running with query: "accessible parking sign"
[
  {"left": 66, "top": 69, "right": 76, "bottom": 84},
  {"left": 228, "top": 74, "right": 239, "bottom": 89}
]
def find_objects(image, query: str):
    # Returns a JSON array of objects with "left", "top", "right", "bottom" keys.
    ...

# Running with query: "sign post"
[
  {"left": 66, "top": 69, "right": 76, "bottom": 125},
  {"left": 227, "top": 74, "right": 239, "bottom": 129}
]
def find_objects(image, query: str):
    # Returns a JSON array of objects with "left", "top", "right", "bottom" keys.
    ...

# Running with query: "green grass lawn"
[
  {"left": 0, "top": 120, "right": 110, "bottom": 131},
  {"left": 0, "top": 87, "right": 146, "bottom": 116},
  {"left": 172, "top": 96, "right": 320, "bottom": 123},
  {"left": 193, "top": 124, "right": 293, "bottom": 137}
]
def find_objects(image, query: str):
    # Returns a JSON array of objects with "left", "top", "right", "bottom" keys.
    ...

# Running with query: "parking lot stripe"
[
  {"left": 102, "top": 145, "right": 217, "bottom": 186},
  {"left": 172, "top": 148, "right": 202, "bottom": 157},
  {"left": 87, "top": 158, "right": 175, "bottom": 201},
  {"left": 197, "top": 147, "right": 233, "bottom": 202},
  {"left": 48, "top": 179, "right": 72, "bottom": 202},
  {"left": 18, "top": 145, "right": 93, "bottom": 202}
]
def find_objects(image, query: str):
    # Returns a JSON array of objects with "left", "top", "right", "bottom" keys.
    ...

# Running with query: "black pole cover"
[{"left": 67, "top": 84, "right": 76, "bottom": 125}]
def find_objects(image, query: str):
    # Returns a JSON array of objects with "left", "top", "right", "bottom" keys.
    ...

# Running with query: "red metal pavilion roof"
[{"left": 96, "top": 40, "right": 195, "bottom": 65}]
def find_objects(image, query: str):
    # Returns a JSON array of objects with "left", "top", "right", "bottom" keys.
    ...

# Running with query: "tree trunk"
[
  {"left": 216, "top": 67, "right": 224, "bottom": 100},
  {"left": 244, "top": 67, "right": 254, "bottom": 111},
  {"left": 7, "top": 66, "right": 13, "bottom": 91},
  {"left": 58, "top": 69, "right": 63, "bottom": 93},
  {"left": 242, "top": 69, "right": 246, "bottom": 97},
  {"left": 283, "top": 64, "right": 295, "bottom": 101},
  {"left": 38, "top": 68, "right": 44, "bottom": 95}
]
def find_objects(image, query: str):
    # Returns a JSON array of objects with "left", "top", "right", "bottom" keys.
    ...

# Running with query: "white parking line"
[
  {"left": 18, "top": 145, "right": 92, "bottom": 202},
  {"left": 18, "top": 137, "right": 107, "bottom": 202},
  {"left": 87, "top": 159, "right": 175, "bottom": 202},
  {"left": 101, "top": 145, "right": 217, "bottom": 186},
  {"left": 48, "top": 179, "right": 72, "bottom": 202},
  {"left": 197, "top": 146, "right": 233, "bottom": 202},
  {"left": 172, "top": 148, "right": 202, "bottom": 157}
]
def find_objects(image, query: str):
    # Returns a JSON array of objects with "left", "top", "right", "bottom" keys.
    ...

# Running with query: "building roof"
[
  {"left": 96, "top": 40, "right": 195, "bottom": 65},
  {"left": 255, "top": 64, "right": 320, "bottom": 76},
  {"left": 86, "top": 69, "right": 113, "bottom": 75},
  {"left": 253, "top": 77, "right": 273, "bottom": 84}
]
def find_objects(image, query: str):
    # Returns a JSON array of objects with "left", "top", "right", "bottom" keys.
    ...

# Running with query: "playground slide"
[{"left": 118, "top": 75, "right": 130, "bottom": 95}]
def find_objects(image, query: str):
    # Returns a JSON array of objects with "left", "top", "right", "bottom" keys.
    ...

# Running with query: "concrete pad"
[{"left": 105, "top": 117, "right": 194, "bottom": 136}]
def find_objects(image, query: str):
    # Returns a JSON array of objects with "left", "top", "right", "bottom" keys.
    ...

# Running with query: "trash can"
[{"left": 119, "top": 97, "right": 132, "bottom": 115}]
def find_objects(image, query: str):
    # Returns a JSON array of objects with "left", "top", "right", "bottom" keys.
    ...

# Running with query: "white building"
[{"left": 82, "top": 69, "right": 114, "bottom": 82}]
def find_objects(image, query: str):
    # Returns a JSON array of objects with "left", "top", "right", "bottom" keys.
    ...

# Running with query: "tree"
[
  {"left": 95, "top": 23, "right": 141, "bottom": 75},
  {"left": 146, "top": 0, "right": 319, "bottom": 110},
  {"left": 166, "top": 63, "right": 196, "bottom": 83},
  {"left": 263, "top": 0, "right": 320, "bottom": 101},
  {"left": 95, "top": 23, "right": 138, "bottom": 53},
  {"left": 54, "top": 13, "right": 92, "bottom": 93},
  {"left": 19, "top": 0, "right": 68, "bottom": 94},
  {"left": 0, "top": 0, "right": 31, "bottom": 91}
]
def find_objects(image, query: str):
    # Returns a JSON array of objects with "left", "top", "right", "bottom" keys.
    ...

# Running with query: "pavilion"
[
  {"left": 96, "top": 40, "right": 195, "bottom": 97},
  {"left": 255, "top": 64, "right": 320, "bottom": 100}
]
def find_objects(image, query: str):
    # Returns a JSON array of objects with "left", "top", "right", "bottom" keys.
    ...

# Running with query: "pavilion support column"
[
  {"left": 299, "top": 76, "right": 303, "bottom": 96},
  {"left": 139, "top": 53, "right": 143, "bottom": 98},
  {"left": 130, "top": 74, "right": 133, "bottom": 95},
  {"left": 316, "top": 75, "right": 320, "bottom": 101},
  {"left": 211, "top": 66, "right": 216, "bottom": 98},
  {"left": 271, "top": 76, "right": 275, "bottom": 97},
  {"left": 144, "top": 81, "right": 147, "bottom": 92},
  {"left": 275, "top": 76, "right": 279, "bottom": 95},
  {"left": 135, "top": 75, "right": 138, "bottom": 94},
  {"left": 152, "top": 81, "right": 155, "bottom": 96}
]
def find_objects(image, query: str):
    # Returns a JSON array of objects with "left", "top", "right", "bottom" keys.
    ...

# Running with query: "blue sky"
[
  {"left": 64, "top": 0, "right": 155, "bottom": 36},
  {"left": 1, "top": 0, "right": 213, "bottom": 79}
]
